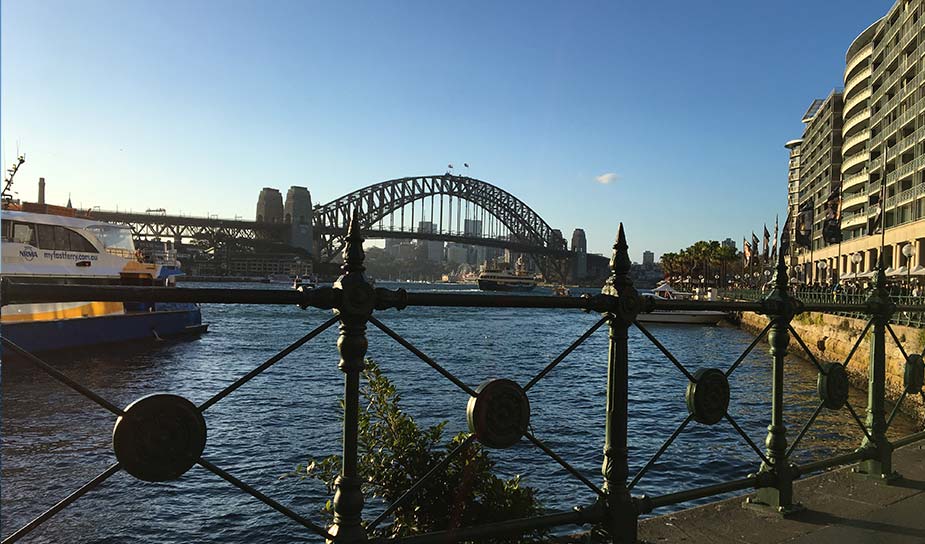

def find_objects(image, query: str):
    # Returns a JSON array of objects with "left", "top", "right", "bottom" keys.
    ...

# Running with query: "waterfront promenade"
[{"left": 639, "top": 441, "right": 925, "bottom": 543}]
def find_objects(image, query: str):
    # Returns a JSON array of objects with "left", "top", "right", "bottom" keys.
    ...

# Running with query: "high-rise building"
[
  {"left": 642, "top": 250, "right": 655, "bottom": 268},
  {"left": 722, "top": 238, "right": 737, "bottom": 251},
  {"left": 571, "top": 228, "right": 587, "bottom": 280},
  {"left": 417, "top": 221, "right": 444, "bottom": 262},
  {"left": 284, "top": 186, "right": 313, "bottom": 255},
  {"left": 790, "top": 2, "right": 925, "bottom": 283}
]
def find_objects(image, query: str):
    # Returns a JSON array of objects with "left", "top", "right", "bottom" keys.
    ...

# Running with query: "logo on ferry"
[{"left": 19, "top": 247, "right": 38, "bottom": 261}]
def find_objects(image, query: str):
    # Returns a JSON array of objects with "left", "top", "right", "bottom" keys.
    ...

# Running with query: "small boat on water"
[
  {"left": 292, "top": 275, "right": 316, "bottom": 289},
  {"left": 637, "top": 283, "right": 727, "bottom": 325},
  {"left": 552, "top": 285, "right": 570, "bottom": 297},
  {"left": 477, "top": 256, "right": 537, "bottom": 292}
]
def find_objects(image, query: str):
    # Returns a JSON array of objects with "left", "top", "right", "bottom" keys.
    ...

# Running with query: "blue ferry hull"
[{"left": 1, "top": 303, "right": 206, "bottom": 353}]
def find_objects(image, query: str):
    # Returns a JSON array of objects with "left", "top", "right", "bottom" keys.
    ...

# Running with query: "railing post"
[
  {"left": 600, "top": 224, "right": 639, "bottom": 542},
  {"left": 857, "top": 266, "right": 897, "bottom": 480},
  {"left": 329, "top": 212, "right": 373, "bottom": 543},
  {"left": 749, "top": 254, "right": 801, "bottom": 513}
]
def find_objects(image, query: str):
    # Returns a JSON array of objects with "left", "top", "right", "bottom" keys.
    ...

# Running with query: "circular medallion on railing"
[
  {"left": 817, "top": 363, "right": 850, "bottom": 410},
  {"left": 685, "top": 368, "right": 729, "bottom": 425},
  {"left": 905, "top": 354, "right": 925, "bottom": 393},
  {"left": 113, "top": 394, "right": 207, "bottom": 482},
  {"left": 466, "top": 379, "right": 530, "bottom": 449}
]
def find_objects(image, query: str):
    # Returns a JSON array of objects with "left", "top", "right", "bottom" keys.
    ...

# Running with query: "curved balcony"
[
  {"left": 842, "top": 108, "right": 870, "bottom": 136},
  {"left": 845, "top": 43, "right": 873, "bottom": 80},
  {"left": 841, "top": 129, "right": 870, "bottom": 155},
  {"left": 844, "top": 65, "right": 872, "bottom": 97},
  {"left": 842, "top": 211, "right": 868, "bottom": 229},
  {"left": 842, "top": 169, "right": 869, "bottom": 191},
  {"left": 841, "top": 151, "right": 869, "bottom": 175},
  {"left": 842, "top": 191, "right": 867, "bottom": 213},
  {"left": 843, "top": 88, "right": 871, "bottom": 118}
]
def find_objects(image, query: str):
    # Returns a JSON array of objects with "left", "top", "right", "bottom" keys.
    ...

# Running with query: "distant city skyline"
[{"left": 1, "top": 0, "right": 894, "bottom": 262}]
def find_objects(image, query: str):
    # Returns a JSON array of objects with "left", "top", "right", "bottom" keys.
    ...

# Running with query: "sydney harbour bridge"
[{"left": 88, "top": 174, "right": 576, "bottom": 281}]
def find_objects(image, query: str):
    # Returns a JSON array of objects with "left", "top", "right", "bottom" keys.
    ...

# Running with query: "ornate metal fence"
[{"left": 2, "top": 217, "right": 925, "bottom": 543}]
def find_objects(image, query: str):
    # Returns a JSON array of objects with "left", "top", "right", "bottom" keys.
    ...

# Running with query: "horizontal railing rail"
[{"left": 2, "top": 216, "right": 924, "bottom": 544}]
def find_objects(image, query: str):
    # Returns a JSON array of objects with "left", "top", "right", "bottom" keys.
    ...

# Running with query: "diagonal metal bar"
[
  {"left": 524, "top": 432, "right": 604, "bottom": 498},
  {"left": 629, "top": 414, "right": 693, "bottom": 490},
  {"left": 886, "top": 390, "right": 909, "bottom": 431},
  {"left": 369, "top": 316, "right": 477, "bottom": 397},
  {"left": 885, "top": 323, "right": 910, "bottom": 361},
  {"left": 2, "top": 462, "right": 121, "bottom": 544},
  {"left": 786, "top": 401, "right": 826, "bottom": 458},
  {"left": 725, "top": 414, "right": 771, "bottom": 466},
  {"left": 632, "top": 321, "right": 696, "bottom": 382},
  {"left": 786, "top": 324, "right": 825, "bottom": 373},
  {"left": 199, "top": 315, "right": 339, "bottom": 412},
  {"left": 844, "top": 400, "right": 875, "bottom": 442},
  {"left": 725, "top": 321, "right": 773, "bottom": 377},
  {"left": 524, "top": 317, "right": 608, "bottom": 392},
  {"left": 841, "top": 319, "right": 874, "bottom": 369},
  {"left": 198, "top": 457, "right": 332, "bottom": 540},
  {"left": 367, "top": 434, "right": 476, "bottom": 531},
  {"left": 1, "top": 337, "right": 124, "bottom": 416}
]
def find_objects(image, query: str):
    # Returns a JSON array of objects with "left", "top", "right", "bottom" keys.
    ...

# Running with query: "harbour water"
[{"left": 1, "top": 281, "right": 916, "bottom": 543}]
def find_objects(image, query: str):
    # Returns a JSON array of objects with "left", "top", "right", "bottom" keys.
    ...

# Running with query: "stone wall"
[{"left": 739, "top": 311, "right": 925, "bottom": 426}]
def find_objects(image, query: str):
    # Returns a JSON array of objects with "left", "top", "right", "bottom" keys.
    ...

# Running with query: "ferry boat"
[
  {"left": 637, "top": 283, "right": 727, "bottom": 325},
  {"left": 477, "top": 256, "right": 537, "bottom": 292},
  {"left": 1, "top": 200, "right": 207, "bottom": 353}
]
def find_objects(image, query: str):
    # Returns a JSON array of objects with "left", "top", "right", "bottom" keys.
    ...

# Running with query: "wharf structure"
[{"left": 792, "top": 0, "right": 925, "bottom": 283}]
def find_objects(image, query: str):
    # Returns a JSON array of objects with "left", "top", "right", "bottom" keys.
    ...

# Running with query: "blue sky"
[{"left": 2, "top": 0, "right": 894, "bottom": 261}]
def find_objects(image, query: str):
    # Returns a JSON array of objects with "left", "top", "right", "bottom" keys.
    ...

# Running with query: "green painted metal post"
[
  {"left": 857, "top": 266, "right": 897, "bottom": 480},
  {"left": 329, "top": 212, "right": 373, "bottom": 543},
  {"left": 749, "top": 254, "right": 800, "bottom": 513},
  {"left": 600, "top": 225, "right": 638, "bottom": 542}
]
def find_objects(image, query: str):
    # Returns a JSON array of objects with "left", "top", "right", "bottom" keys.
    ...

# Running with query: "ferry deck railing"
[{"left": 2, "top": 217, "right": 925, "bottom": 543}]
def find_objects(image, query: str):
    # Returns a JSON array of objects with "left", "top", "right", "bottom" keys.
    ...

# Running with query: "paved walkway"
[{"left": 639, "top": 442, "right": 925, "bottom": 543}]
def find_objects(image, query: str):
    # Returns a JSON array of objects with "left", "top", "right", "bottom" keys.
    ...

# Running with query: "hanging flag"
[
  {"left": 464, "top": 163, "right": 469, "bottom": 168},
  {"left": 448, "top": 164, "right": 454, "bottom": 169},
  {"left": 779, "top": 212, "right": 792, "bottom": 257},
  {"left": 771, "top": 215, "right": 779, "bottom": 261},
  {"left": 752, "top": 232, "right": 760, "bottom": 262},
  {"left": 744, "top": 240, "right": 752, "bottom": 267},
  {"left": 742, "top": 237, "right": 748, "bottom": 265},
  {"left": 868, "top": 189, "right": 884, "bottom": 235},
  {"left": 795, "top": 201, "right": 813, "bottom": 248},
  {"left": 762, "top": 225, "right": 771, "bottom": 260},
  {"left": 822, "top": 186, "right": 842, "bottom": 245}
]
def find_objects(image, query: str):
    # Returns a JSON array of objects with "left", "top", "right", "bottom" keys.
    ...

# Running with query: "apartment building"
[{"left": 794, "top": 0, "right": 925, "bottom": 283}]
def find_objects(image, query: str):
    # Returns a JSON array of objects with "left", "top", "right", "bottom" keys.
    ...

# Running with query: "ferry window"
[
  {"left": 1, "top": 220, "right": 10, "bottom": 241},
  {"left": 68, "top": 230, "right": 98, "bottom": 253},
  {"left": 54, "top": 226, "right": 70, "bottom": 250},
  {"left": 11, "top": 222, "right": 36, "bottom": 245},
  {"left": 37, "top": 224, "right": 56, "bottom": 249}
]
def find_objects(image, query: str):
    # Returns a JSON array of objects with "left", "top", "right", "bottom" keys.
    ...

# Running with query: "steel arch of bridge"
[{"left": 313, "top": 174, "right": 571, "bottom": 279}]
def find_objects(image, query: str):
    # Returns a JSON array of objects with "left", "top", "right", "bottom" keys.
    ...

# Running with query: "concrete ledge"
[{"left": 639, "top": 441, "right": 925, "bottom": 543}]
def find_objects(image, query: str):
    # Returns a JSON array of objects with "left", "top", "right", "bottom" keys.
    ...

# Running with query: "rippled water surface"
[{"left": 2, "top": 281, "right": 916, "bottom": 543}]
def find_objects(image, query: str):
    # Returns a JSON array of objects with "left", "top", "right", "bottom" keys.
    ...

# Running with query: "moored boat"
[
  {"left": 637, "top": 283, "right": 727, "bottom": 325},
  {"left": 1, "top": 198, "right": 207, "bottom": 353}
]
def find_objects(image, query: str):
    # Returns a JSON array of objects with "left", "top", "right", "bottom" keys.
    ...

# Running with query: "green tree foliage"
[{"left": 294, "top": 360, "right": 544, "bottom": 541}]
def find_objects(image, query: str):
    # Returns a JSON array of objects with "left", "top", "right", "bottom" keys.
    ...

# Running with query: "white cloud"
[{"left": 595, "top": 172, "right": 619, "bottom": 185}]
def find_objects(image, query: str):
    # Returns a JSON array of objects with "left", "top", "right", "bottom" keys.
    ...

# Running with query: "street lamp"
[
  {"left": 903, "top": 243, "right": 914, "bottom": 285},
  {"left": 852, "top": 252, "right": 863, "bottom": 274},
  {"left": 817, "top": 260, "right": 828, "bottom": 287}
]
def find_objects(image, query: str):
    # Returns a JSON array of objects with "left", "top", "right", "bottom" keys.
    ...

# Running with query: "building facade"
[{"left": 793, "top": 1, "right": 925, "bottom": 283}]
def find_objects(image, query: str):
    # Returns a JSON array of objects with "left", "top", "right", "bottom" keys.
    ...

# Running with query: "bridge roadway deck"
[{"left": 637, "top": 441, "right": 925, "bottom": 543}]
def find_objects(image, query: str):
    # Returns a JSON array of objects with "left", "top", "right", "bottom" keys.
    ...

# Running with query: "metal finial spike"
[
  {"left": 610, "top": 223, "right": 631, "bottom": 276},
  {"left": 342, "top": 208, "right": 366, "bottom": 273}
]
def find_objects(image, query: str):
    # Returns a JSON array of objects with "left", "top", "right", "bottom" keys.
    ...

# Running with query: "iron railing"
[
  {"left": 724, "top": 289, "right": 925, "bottom": 327},
  {"left": 2, "top": 217, "right": 925, "bottom": 543}
]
